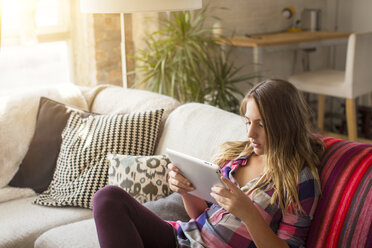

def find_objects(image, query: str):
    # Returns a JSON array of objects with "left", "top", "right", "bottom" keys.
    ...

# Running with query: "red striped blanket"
[{"left": 307, "top": 136, "right": 372, "bottom": 248}]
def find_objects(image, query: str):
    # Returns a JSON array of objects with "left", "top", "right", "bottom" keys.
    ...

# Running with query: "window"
[{"left": 0, "top": 0, "right": 71, "bottom": 94}]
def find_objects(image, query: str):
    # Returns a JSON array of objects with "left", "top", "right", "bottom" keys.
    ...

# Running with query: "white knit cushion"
[
  {"left": 0, "top": 84, "right": 88, "bottom": 189},
  {"left": 34, "top": 109, "right": 164, "bottom": 209},
  {"left": 107, "top": 154, "right": 171, "bottom": 203}
]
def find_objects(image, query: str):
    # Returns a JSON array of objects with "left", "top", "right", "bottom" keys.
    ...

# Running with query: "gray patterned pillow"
[
  {"left": 34, "top": 109, "right": 164, "bottom": 209},
  {"left": 107, "top": 154, "right": 172, "bottom": 203}
]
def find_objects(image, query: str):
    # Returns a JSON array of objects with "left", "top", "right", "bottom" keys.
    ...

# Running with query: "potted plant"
[{"left": 134, "top": 7, "right": 258, "bottom": 113}]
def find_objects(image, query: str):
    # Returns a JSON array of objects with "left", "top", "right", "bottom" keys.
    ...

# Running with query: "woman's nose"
[{"left": 247, "top": 125, "right": 256, "bottom": 139}]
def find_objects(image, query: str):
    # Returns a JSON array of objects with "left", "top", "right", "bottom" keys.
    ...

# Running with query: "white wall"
[
  {"left": 205, "top": 0, "right": 371, "bottom": 91},
  {"left": 334, "top": 0, "right": 372, "bottom": 105},
  {"left": 205, "top": 0, "right": 328, "bottom": 94},
  {"left": 345, "top": 0, "right": 372, "bottom": 32},
  {"left": 351, "top": 0, "right": 372, "bottom": 105},
  {"left": 205, "top": 0, "right": 372, "bottom": 105},
  {"left": 204, "top": 0, "right": 372, "bottom": 132},
  {"left": 328, "top": 0, "right": 372, "bottom": 66}
]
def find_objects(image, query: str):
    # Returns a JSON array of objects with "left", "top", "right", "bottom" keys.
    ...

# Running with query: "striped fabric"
[{"left": 307, "top": 136, "right": 372, "bottom": 248}]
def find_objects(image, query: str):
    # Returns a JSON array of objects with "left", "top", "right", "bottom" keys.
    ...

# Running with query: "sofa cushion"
[
  {"left": 307, "top": 137, "right": 372, "bottom": 247},
  {"left": 34, "top": 219, "right": 99, "bottom": 248},
  {"left": 0, "top": 186, "right": 36, "bottom": 203},
  {"left": 34, "top": 193, "right": 189, "bottom": 248},
  {"left": 107, "top": 154, "right": 171, "bottom": 203},
  {"left": 156, "top": 103, "right": 247, "bottom": 161},
  {"left": 0, "top": 84, "right": 88, "bottom": 189},
  {"left": 0, "top": 196, "right": 92, "bottom": 248},
  {"left": 90, "top": 87, "right": 181, "bottom": 146},
  {"left": 90, "top": 87, "right": 179, "bottom": 119},
  {"left": 9, "top": 97, "right": 93, "bottom": 193},
  {"left": 34, "top": 109, "right": 164, "bottom": 209},
  {"left": 143, "top": 192, "right": 189, "bottom": 222}
]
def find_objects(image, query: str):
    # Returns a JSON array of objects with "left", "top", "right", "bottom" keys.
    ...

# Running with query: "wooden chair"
[{"left": 289, "top": 32, "right": 372, "bottom": 141}]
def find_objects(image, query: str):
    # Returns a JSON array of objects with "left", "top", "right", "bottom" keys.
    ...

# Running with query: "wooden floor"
[{"left": 320, "top": 131, "right": 372, "bottom": 144}]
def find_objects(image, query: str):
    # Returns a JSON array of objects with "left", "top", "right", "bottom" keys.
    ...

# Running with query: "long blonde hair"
[{"left": 213, "top": 79, "right": 324, "bottom": 214}]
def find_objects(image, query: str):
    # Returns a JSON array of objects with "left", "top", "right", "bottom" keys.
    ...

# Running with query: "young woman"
[{"left": 93, "top": 79, "right": 324, "bottom": 248}]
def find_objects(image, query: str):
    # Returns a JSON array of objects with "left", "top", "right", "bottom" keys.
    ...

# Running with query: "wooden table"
[{"left": 217, "top": 31, "right": 351, "bottom": 79}]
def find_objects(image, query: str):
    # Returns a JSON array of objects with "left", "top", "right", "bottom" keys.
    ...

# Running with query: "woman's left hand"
[{"left": 210, "top": 176, "right": 254, "bottom": 221}]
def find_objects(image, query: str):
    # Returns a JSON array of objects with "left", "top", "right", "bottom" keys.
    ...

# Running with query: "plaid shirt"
[{"left": 168, "top": 154, "right": 320, "bottom": 248}]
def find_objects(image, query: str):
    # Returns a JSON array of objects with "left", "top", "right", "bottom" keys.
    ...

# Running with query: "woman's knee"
[{"left": 93, "top": 185, "right": 128, "bottom": 212}]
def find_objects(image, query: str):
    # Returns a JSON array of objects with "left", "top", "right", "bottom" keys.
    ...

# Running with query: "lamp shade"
[{"left": 80, "top": 0, "right": 202, "bottom": 13}]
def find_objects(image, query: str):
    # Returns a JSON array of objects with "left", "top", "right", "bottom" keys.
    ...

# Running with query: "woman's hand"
[
  {"left": 212, "top": 177, "right": 290, "bottom": 248},
  {"left": 210, "top": 176, "right": 254, "bottom": 221},
  {"left": 168, "top": 163, "right": 207, "bottom": 219},
  {"left": 168, "top": 163, "right": 195, "bottom": 195}
]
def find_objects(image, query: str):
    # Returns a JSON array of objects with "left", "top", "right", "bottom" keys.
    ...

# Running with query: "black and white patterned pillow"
[
  {"left": 34, "top": 109, "right": 164, "bottom": 209},
  {"left": 107, "top": 154, "right": 172, "bottom": 203}
]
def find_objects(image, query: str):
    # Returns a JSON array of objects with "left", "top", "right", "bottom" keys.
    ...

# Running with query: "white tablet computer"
[{"left": 166, "top": 148, "right": 227, "bottom": 204}]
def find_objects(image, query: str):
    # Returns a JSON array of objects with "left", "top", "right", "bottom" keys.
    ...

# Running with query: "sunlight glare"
[
  {"left": 35, "top": 0, "right": 59, "bottom": 27},
  {"left": 2, "top": 0, "right": 60, "bottom": 32}
]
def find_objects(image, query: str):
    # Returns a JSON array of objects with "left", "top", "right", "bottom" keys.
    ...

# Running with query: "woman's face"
[{"left": 245, "top": 98, "right": 266, "bottom": 155}]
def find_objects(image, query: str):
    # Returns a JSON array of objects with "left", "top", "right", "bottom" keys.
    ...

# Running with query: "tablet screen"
[{"left": 166, "top": 148, "right": 226, "bottom": 204}]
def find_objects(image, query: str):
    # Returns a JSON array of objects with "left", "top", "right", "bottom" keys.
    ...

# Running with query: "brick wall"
[{"left": 72, "top": 0, "right": 328, "bottom": 89}]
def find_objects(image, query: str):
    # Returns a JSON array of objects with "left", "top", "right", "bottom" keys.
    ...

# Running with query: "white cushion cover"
[
  {"left": 0, "top": 186, "right": 36, "bottom": 203},
  {"left": 156, "top": 103, "right": 247, "bottom": 161},
  {"left": 90, "top": 87, "right": 180, "bottom": 120},
  {"left": 90, "top": 87, "right": 181, "bottom": 144},
  {"left": 34, "top": 219, "right": 99, "bottom": 248},
  {"left": 0, "top": 196, "right": 92, "bottom": 248}
]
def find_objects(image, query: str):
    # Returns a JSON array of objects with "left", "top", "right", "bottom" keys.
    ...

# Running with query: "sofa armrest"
[{"left": 307, "top": 136, "right": 372, "bottom": 247}]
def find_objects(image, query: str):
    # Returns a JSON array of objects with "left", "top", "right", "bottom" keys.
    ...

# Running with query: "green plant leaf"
[{"left": 133, "top": 5, "right": 259, "bottom": 111}]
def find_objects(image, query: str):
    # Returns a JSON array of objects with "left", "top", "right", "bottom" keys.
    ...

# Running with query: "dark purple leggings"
[{"left": 93, "top": 185, "right": 177, "bottom": 248}]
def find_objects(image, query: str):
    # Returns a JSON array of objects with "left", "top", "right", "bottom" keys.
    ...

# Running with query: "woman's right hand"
[
  {"left": 168, "top": 163, "right": 195, "bottom": 195},
  {"left": 168, "top": 163, "right": 208, "bottom": 219}
]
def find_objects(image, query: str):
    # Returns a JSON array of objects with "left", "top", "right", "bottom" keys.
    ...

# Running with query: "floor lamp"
[
  {"left": 0, "top": 1, "right": 2, "bottom": 49},
  {"left": 80, "top": 0, "right": 202, "bottom": 88}
]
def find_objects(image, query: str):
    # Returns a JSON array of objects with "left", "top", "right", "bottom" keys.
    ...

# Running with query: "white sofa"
[
  {"left": 4, "top": 84, "right": 370, "bottom": 248},
  {"left": 0, "top": 84, "right": 247, "bottom": 248}
]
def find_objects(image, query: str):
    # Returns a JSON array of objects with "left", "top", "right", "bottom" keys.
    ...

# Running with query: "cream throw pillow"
[{"left": 107, "top": 154, "right": 172, "bottom": 203}]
